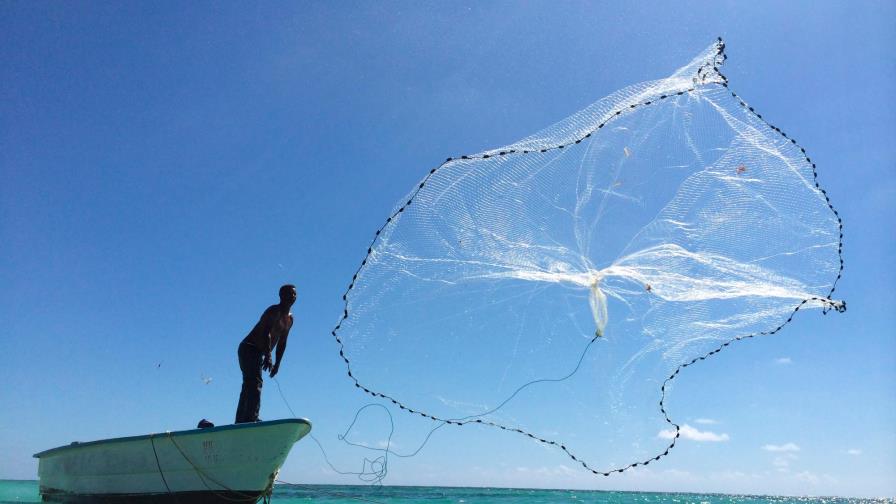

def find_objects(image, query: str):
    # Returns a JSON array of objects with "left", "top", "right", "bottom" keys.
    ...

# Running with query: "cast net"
[{"left": 330, "top": 39, "right": 844, "bottom": 476}]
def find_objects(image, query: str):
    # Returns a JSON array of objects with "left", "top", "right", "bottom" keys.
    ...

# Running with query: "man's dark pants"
[{"left": 235, "top": 341, "right": 263, "bottom": 423}]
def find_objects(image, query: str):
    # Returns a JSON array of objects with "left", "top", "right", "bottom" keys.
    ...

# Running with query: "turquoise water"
[{"left": 0, "top": 481, "right": 889, "bottom": 504}]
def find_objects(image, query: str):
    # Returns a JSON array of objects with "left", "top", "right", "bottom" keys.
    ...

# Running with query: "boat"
[{"left": 33, "top": 418, "right": 312, "bottom": 503}]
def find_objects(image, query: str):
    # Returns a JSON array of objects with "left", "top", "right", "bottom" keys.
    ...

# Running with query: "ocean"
[{"left": 0, "top": 481, "right": 889, "bottom": 504}]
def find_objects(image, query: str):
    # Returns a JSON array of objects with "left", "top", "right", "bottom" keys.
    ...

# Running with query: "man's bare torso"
[{"left": 243, "top": 305, "right": 293, "bottom": 352}]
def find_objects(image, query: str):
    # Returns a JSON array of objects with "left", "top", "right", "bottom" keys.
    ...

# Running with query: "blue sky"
[{"left": 1, "top": 1, "right": 894, "bottom": 498}]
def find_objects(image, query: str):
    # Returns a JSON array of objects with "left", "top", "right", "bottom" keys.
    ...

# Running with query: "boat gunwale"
[{"left": 33, "top": 418, "right": 312, "bottom": 459}]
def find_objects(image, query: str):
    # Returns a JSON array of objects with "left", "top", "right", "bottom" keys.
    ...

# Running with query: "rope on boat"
[
  {"left": 149, "top": 434, "right": 175, "bottom": 498},
  {"left": 155, "top": 432, "right": 273, "bottom": 503}
]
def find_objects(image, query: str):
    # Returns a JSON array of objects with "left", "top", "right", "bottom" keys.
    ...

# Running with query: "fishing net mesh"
[{"left": 331, "top": 40, "right": 844, "bottom": 475}]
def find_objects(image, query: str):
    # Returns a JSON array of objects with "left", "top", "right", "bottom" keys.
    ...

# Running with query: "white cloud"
[
  {"left": 513, "top": 465, "right": 576, "bottom": 476},
  {"left": 795, "top": 470, "right": 820, "bottom": 484},
  {"left": 847, "top": 448, "right": 862, "bottom": 455},
  {"left": 657, "top": 468, "right": 694, "bottom": 480},
  {"left": 773, "top": 456, "right": 791, "bottom": 473},
  {"left": 695, "top": 418, "right": 718, "bottom": 425},
  {"left": 774, "top": 357, "right": 792, "bottom": 365},
  {"left": 658, "top": 424, "right": 729, "bottom": 442},
  {"left": 712, "top": 469, "right": 765, "bottom": 482},
  {"left": 762, "top": 442, "right": 800, "bottom": 452},
  {"left": 772, "top": 456, "right": 790, "bottom": 468}
]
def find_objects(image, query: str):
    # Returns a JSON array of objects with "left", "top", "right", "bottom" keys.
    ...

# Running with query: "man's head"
[{"left": 279, "top": 284, "right": 297, "bottom": 306}]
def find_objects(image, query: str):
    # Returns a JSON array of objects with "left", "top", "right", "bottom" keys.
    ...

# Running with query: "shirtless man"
[{"left": 235, "top": 284, "right": 296, "bottom": 424}]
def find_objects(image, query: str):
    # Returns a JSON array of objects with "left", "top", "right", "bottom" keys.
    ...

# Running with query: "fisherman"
[{"left": 235, "top": 284, "right": 296, "bottom": 423}]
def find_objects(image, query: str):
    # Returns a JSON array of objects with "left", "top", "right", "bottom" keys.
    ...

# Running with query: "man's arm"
[
  {"left": 257, "top": 307, "right": 277, "bottom": 371},
  {"left": 270, "top": 314, "right": 292, "bottom": 378}
]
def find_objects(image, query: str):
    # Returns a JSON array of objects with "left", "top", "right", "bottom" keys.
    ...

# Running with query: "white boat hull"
[{"left": 34, "top": 418, "right": 311, "bottom": 503}]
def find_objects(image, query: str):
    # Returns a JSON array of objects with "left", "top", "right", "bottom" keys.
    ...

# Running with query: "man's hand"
[
  {"left": 269, "top": 362, "right": 280, "bottom": 378},
  {"left": 262, "top": 354, "right": 273, "bottom": 372}
]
